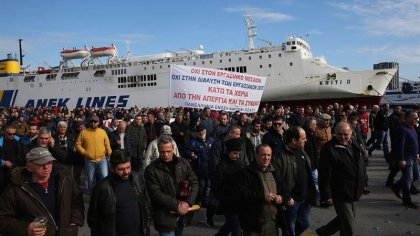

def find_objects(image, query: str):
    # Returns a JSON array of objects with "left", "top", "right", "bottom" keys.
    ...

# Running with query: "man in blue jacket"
[{"left": 390, "top": 111, "right": 420, "bottom": 209}]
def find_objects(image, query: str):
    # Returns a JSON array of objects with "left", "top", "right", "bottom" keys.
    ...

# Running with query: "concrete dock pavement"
[{"left": 78, "top": 150, "right": 420, "bottom": 236}]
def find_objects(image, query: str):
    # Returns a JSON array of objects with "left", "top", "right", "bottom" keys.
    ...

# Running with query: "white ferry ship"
[{"left": 0, "top": 17, "right": 397, "bottom": 109}]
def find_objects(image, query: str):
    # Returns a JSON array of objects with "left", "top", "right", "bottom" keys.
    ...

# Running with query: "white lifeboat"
[
  {"left": 90, "top": 44, "right": 117, "bottom": 58},
  {"left": 60, "top": 48, "right": 90, "bottom": 59}
]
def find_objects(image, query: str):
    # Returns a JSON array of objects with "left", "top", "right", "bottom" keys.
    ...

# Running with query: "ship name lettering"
[
  {"left": 319, "top": 80, "right": 344, "bottom": 86},
  {"left": 25, "top": 98, "right": 70, "bottom": 108},
  {"left": 76, "top": 95, "right": 129, "bottom": 108}
]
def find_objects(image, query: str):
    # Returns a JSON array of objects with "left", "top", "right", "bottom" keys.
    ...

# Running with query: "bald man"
[{"left": 317, "top": 122, "right": 366, "bottom": 236}]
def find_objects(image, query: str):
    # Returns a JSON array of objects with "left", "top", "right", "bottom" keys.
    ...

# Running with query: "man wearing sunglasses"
[
  {"left": 262, "top": 115, "right": 285, "bottom": 166},
  {"left": 75, "top": 115, "right": 112, "bottom": 194},
  {"left": 0, "top": 125, "right": 24, "bottom": 193}
]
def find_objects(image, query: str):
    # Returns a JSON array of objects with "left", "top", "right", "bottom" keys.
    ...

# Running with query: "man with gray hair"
[
  {"left": 23, "top": 127, "right": 68, "bottom": 165},
  {"left": 144, "top": 125, "right": 180, "bottom": 168},
  {"left": 145, "top": 136, "right": 198, "bottom": 236}
]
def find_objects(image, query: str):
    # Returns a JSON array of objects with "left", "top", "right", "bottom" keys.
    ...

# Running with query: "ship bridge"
[{"left": 284, "top": 36, "right": 312, "bottom": 59}]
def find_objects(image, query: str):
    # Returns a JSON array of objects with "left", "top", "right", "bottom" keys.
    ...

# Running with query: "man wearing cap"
[
  {"left": 314, "top": 114, "right": 332, "bottom": 158},
  {"left": 75, "top": 115, "right": 112, "bottom": 193},
  {"left": 144, "top": 125, "right": 180, "bottom": 168},
  {"left": 187, "top": 125, "right": 215, "bottom": 207},
  {"left": 0, "top": 147, "right": 84, "bottom": 236}
]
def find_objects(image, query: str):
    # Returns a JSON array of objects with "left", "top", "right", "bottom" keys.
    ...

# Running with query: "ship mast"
[{"left": 245, "top": 16, "right": 256, "bottom": 49}]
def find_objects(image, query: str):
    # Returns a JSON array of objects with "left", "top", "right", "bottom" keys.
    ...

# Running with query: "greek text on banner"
[{"left": 169, "top": 65, "right": 266, "bottom": 112}]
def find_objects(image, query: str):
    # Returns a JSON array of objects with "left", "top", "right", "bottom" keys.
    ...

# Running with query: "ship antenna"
[
  {"left": 125, "top": 40, "right": 131, "bottom": 58},
  {"left": 19, "top": 39, "right": 24, "bottom": 67},
  {"left": 245, "top": 16, "right": 256, "bottom": 49}
]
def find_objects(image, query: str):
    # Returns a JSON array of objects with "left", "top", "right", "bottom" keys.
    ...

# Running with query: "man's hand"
[
  {"left": 273, "top": 194, "right": 282, "bottom": 205},
  {"left": 177, "top": 201, "right": 189, "bottom": 215},
  {"left": 287, "top": 198, "right": 294, "bottom": 206},
  {"left": 27, "top": 222, "right": 46, "bottom": 236},
  {"left": 399, "top": 160, "right": 407, "bottom": 168},
  {"left": 48, "top": 137, "right": 55, "bottom": 148},
  {"left": 265, "top": 192, "right": 275, "bottom": 203}
]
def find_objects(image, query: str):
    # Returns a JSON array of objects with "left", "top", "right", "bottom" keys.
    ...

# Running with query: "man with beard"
[
  {"left": 20, "top": 123, "right": 39, "bottom": 146},
  {"left": 278, "top": 127, "right": 316, "bottom": 236},
  {"left": 75, "top": 115, "right": 112, "bottom": 193},
  {"left": 88, "top": 150, "right": 151, "bottom": 236}
]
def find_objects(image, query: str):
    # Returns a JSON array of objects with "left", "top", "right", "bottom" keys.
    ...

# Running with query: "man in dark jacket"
[
  {"left": 109, "top": 121, "right": 134, "bottom": 158},
  {"left": 212, "top": 138, "right": 244, "bottom": 236},
  {"left": 236, "top": 144, "right": 291, "bottom": 236},
  {"left": 187, "top": 126, "right": 215, "bottom": 207},
  {"left": 144, "top": 136, "right": 199, "bottom": 236},
  {"left": 0, "top": 125, "right": 24, "bottom": 193},
  {"left": 0, "top": 147, "right": 84, "bottom": 236},
  {"left": 390, "top": 111, "right": 420, "bottom": 209},
  {"left": 317, "top": 122, "right": 366, "bottom": 236},
  {"left": 262, "top": 115, "right": 285, "bottom": 162},
  {"left": 88, "top": 150, "right": 151, "bottom": 236},
  {"left": 127, "top": 114, "right": 148, "bottom": 171},
  {"left": 278, "top": 126, "right": 317, "bottom": 236},
  {"left": 368, "top": 103, "right": 390, "bottom": 162}
]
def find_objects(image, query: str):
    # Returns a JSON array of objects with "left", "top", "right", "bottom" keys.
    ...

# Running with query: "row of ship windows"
[
  {"left": 24, "top": 72, "right": 80, "bottom": 82},
  {"left": 117, "top": 74, "right": 157, "bottom": 83},
  {"left": 112, "top": 69, "right": 127, "bottom": 75},
  {"left": 118, "top": 82, "right": 157, "bottom": 88}
]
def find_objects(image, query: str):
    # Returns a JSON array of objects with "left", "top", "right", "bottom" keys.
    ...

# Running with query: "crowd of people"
[{"left": 0, "top": 102, "right": 418, "bottom": 236}]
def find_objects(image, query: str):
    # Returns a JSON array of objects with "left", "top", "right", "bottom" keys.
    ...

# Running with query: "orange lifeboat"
[
  {"left": 60, "top": 48, "right": 90, "bottom": 59},
  {"left": 90, "top": 44, "right": 117, "bottom": 58}
]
